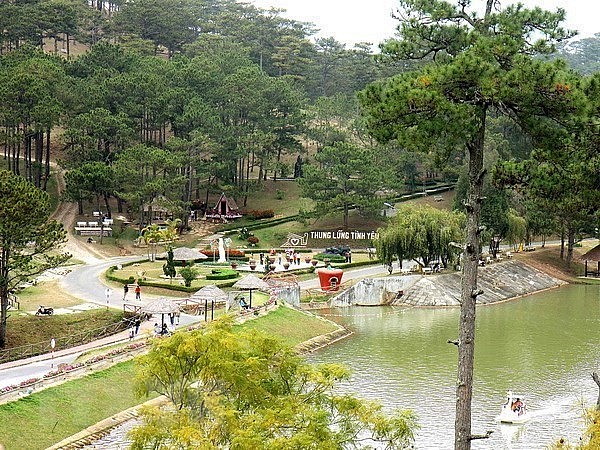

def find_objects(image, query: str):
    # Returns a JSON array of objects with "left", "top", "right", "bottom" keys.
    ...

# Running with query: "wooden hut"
[{"left": 205, "top": 193, "right": 242, "bottom": 221}]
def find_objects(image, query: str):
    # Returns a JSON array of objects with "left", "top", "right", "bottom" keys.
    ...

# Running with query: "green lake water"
[{"left": 309, "top": 283, "right": 600, "bottom": 449}]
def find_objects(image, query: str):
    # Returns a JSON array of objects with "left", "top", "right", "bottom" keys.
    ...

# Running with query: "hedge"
[
  {"left": 313, "top": 253, "right": 346, "bottom": 263},
  {"left": 205, "top": 269, "right": 240, "bottom": 280},
  {"left": 106, "top": 263, "right": 239, "bottom": 292}
]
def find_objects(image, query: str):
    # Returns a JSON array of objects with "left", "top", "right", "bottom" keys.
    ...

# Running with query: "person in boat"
[{"left": 511, "top": 398, "right": 523, "bottom": 414}]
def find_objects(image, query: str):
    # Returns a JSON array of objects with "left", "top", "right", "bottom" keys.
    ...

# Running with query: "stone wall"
[{"left": 331, "top": 260, "right": 565, "bottom": 307}]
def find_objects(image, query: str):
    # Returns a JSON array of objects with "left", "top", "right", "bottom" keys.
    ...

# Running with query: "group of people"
[
  {"left": 123, "top": 283, "right": 141, "bottom": 301},
  {"left": 511, "top": 398, "right": 524, "bottom": 415},
  {"left": 128, "top": 318, "right": 142, "bottom": 340},
  {"left": 153, "top": 313, "right": 179, "bottom": 336}
]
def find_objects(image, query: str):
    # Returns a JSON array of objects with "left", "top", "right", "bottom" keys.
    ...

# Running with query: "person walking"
[
  {"left": 123, "top": 284, "right": 129, "bottom": 300},
  {"left": 134, "top": 318, "right": 141, "bottom": 335},
  {"left": 135, "top": 285, "right": 141, "bottom": 300}
]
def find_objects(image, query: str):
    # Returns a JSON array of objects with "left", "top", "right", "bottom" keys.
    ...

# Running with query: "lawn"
[
  {"left": 13, "top": 280, "right": 84, "bottom": 312},
  {"left": 234, "top": 306, "right": 339, "bottom": 348},
  {"left": 0, "top": 360, "right": 157, "bottom": 450}
]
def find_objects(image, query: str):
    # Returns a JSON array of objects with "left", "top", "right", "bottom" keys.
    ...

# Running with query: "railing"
[{"left": 0, "top": 318, "right": 135, "bottom": 364}]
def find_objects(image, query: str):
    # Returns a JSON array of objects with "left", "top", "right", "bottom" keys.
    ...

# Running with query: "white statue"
[{"left": 218, "top": 237, "right": 227, "bottom": 263}]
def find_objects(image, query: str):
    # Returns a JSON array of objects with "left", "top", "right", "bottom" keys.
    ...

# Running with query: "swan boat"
[{"left": 497, "top": 390, "right": 530, "bottom": 424}]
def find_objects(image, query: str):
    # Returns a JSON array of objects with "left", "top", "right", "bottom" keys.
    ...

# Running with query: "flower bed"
[{"left": 0, "top": 342, "right": 147, "bottom": 396}]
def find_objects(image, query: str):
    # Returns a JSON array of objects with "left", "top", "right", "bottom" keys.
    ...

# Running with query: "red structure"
[{"left": 316, "top": 268, "right": 344, "bottom": 291}]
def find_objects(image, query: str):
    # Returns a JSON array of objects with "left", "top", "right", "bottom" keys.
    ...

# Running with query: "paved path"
[{"left": 0, "top": 256, "right": 198, "bottom": 389}]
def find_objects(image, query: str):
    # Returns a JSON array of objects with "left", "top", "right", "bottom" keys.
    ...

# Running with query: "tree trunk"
[
  {"left": 103, "top": 193, "right": 112, "bottom": 218},
  {"left": 455, "top": 106, "right": 487, "bottom": 450},
  {"left": 566, "top": 228, "right": 575, "bottom": 267},
  {"left": 43, "top": 128, "right": 51, "bottom": 191}
]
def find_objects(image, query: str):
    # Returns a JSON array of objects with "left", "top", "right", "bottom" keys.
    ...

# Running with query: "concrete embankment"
[{"left": 331, "top": 260, "right": 565, "bottom": 307}]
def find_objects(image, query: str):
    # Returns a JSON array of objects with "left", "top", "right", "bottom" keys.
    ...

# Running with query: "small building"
[{"left": 205, "top": 193, "right": 242, "bottom": 221}]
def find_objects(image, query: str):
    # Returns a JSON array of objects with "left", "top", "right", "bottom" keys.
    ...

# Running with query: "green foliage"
[
  {"left": 299, "top": 141, "right": 386, "bottom": 228},
  {"left": 162, "top": 247, "right": 176, "bottom": 280},
  {"left": 178, "top": 264, "right": 199, "bottom": 287},
  {"left": 0, "top": 170, "right": 70, "bottom": 348},
  {"left": 245, "top": 209, "right": 275, "bottom": 220},
  {"left": 205, "top": 269, "right": 239, "bottom": 281},
  {"left": 132, "top": 317, "right": 417, "bottom": 449},
  {"left": 275, "top": 189, "right": 285, "bottom": 200},
  {"left": 313, "top": 253, "right": 346, "bottom": 263},
  {"left": 506, "top": 209, "right": 527, "bottom": 250},
  {"left": 376, "top": 204, "right": 464, "bottom": 267}
]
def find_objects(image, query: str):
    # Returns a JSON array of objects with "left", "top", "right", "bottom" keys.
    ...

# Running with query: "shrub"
[
  {"left": 201, "top": 249, "right": 246, "bottom": 258},
  {"left": 245, "top": 209, "right": 275, "bottom": 220},
  {"left": 206, "top": 269, "right": 239, "bottom": 280},
  {"left": 247, "top": 236, "right": 259, "bottom": 245},
  {"left": 127, "top": 276, "right": 135, "bottom": 283},
  {"left": 179, "top": 265, "right": 199, "bottom": 287},
  {"left": 313, "top": 253, "right": 346, "bottom": 263},
  {"left": 275, "top": 189, "right": 285, "bottom": 200}
]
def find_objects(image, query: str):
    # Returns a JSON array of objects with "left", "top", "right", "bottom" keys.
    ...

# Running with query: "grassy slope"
[
  {"left": 0, "top": 361, "right": 152, "bottom": 450},
  {"left": 234, "top": 306, "right": 338, "bottom": 348},
  {"left": 5, "top": 309, "right": 124, "bottom": 350},
  {"left": 0, "top": 307, "right": 339, "bottom": 449}
]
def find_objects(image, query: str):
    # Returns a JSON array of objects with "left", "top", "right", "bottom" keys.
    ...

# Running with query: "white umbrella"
[
  {"left": 142, "top": 298, "right": 180, "bottom": 331},
  {"left": 190, "top": 285, "right": 228, "bottom": 303},
  {"left": 233, "top": 274, "right": 269, "bottom": 308}
]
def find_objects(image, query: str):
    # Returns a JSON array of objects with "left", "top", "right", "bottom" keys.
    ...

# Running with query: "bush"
[
  {"left": 275, "top": 189, "right": 285, "bottom": 200},
  {"left": 206, "top": 269, "right": 239, "bottom": 280},
  {"left": 247, "top": 236, "right": 259, "bottom": 245},
  {"left": 179, "top": 266, "right": 199, "bottom": 287},
  {"left": 313, "top": 253, "right": 346, "bottom": 263},
  {"left": 201, "top": 249, "right": 246, "bottom": 258},
  {"left": 245, "top": 209, "right": 275, "bottom": 220}
]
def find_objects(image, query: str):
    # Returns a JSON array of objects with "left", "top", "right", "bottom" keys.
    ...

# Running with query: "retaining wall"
[{"left": 331, "top": 260, "right": 565, "bottom": 307}]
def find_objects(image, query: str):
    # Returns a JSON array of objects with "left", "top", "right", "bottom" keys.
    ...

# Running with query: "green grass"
[
  {"left": 0, "top": 360, "right": 157, "bottom": 450},
  {"left": 12, "top": 280, "right": 84, "bottom": 311},
  {"left": 234, "top": 306, "right": 339, "bottom": 348},
  {"left": 5, "top": 309, "right": 125, "bottom": 351}
]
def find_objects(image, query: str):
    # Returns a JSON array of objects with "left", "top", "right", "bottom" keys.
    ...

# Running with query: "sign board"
[{"left": 281, "top": 230, "right": 379, "bottom": 248}]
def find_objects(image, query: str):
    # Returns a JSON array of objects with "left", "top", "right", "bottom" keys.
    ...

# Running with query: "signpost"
[{"left": 50, "top": 338, "right": 56, "bottom": 368}]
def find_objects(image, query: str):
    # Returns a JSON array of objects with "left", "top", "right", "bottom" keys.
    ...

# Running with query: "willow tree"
[
  {"left": 360, "top": 1, "right": 577, "bottom": 447},
  {"left": 376, "top": 204, "right": 464, "bottom": 268}
]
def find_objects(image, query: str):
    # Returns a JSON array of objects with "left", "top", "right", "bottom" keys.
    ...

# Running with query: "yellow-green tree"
[{"left": 131, "top": 317, "right": 417, "bottom": 449}]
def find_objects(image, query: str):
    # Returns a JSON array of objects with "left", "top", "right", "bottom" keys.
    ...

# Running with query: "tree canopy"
[
  {"left": 376, "top": 205, "right": 464, "bottom": 268},
  {"left": 0, "top": 170, "right": 70, "bottom": 347},
  {"left": 132, "top": 317, "right": 417, "bottom": 449}
]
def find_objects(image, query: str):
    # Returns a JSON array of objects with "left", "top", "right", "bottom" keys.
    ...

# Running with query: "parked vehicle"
[{"left": 35, "top": 305, "right": 54, "bottom": 316}]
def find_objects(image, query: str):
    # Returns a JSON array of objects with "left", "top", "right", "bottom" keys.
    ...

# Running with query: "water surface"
[{"left": 309, "top": 284, "right": 600, "bottom": 449}]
